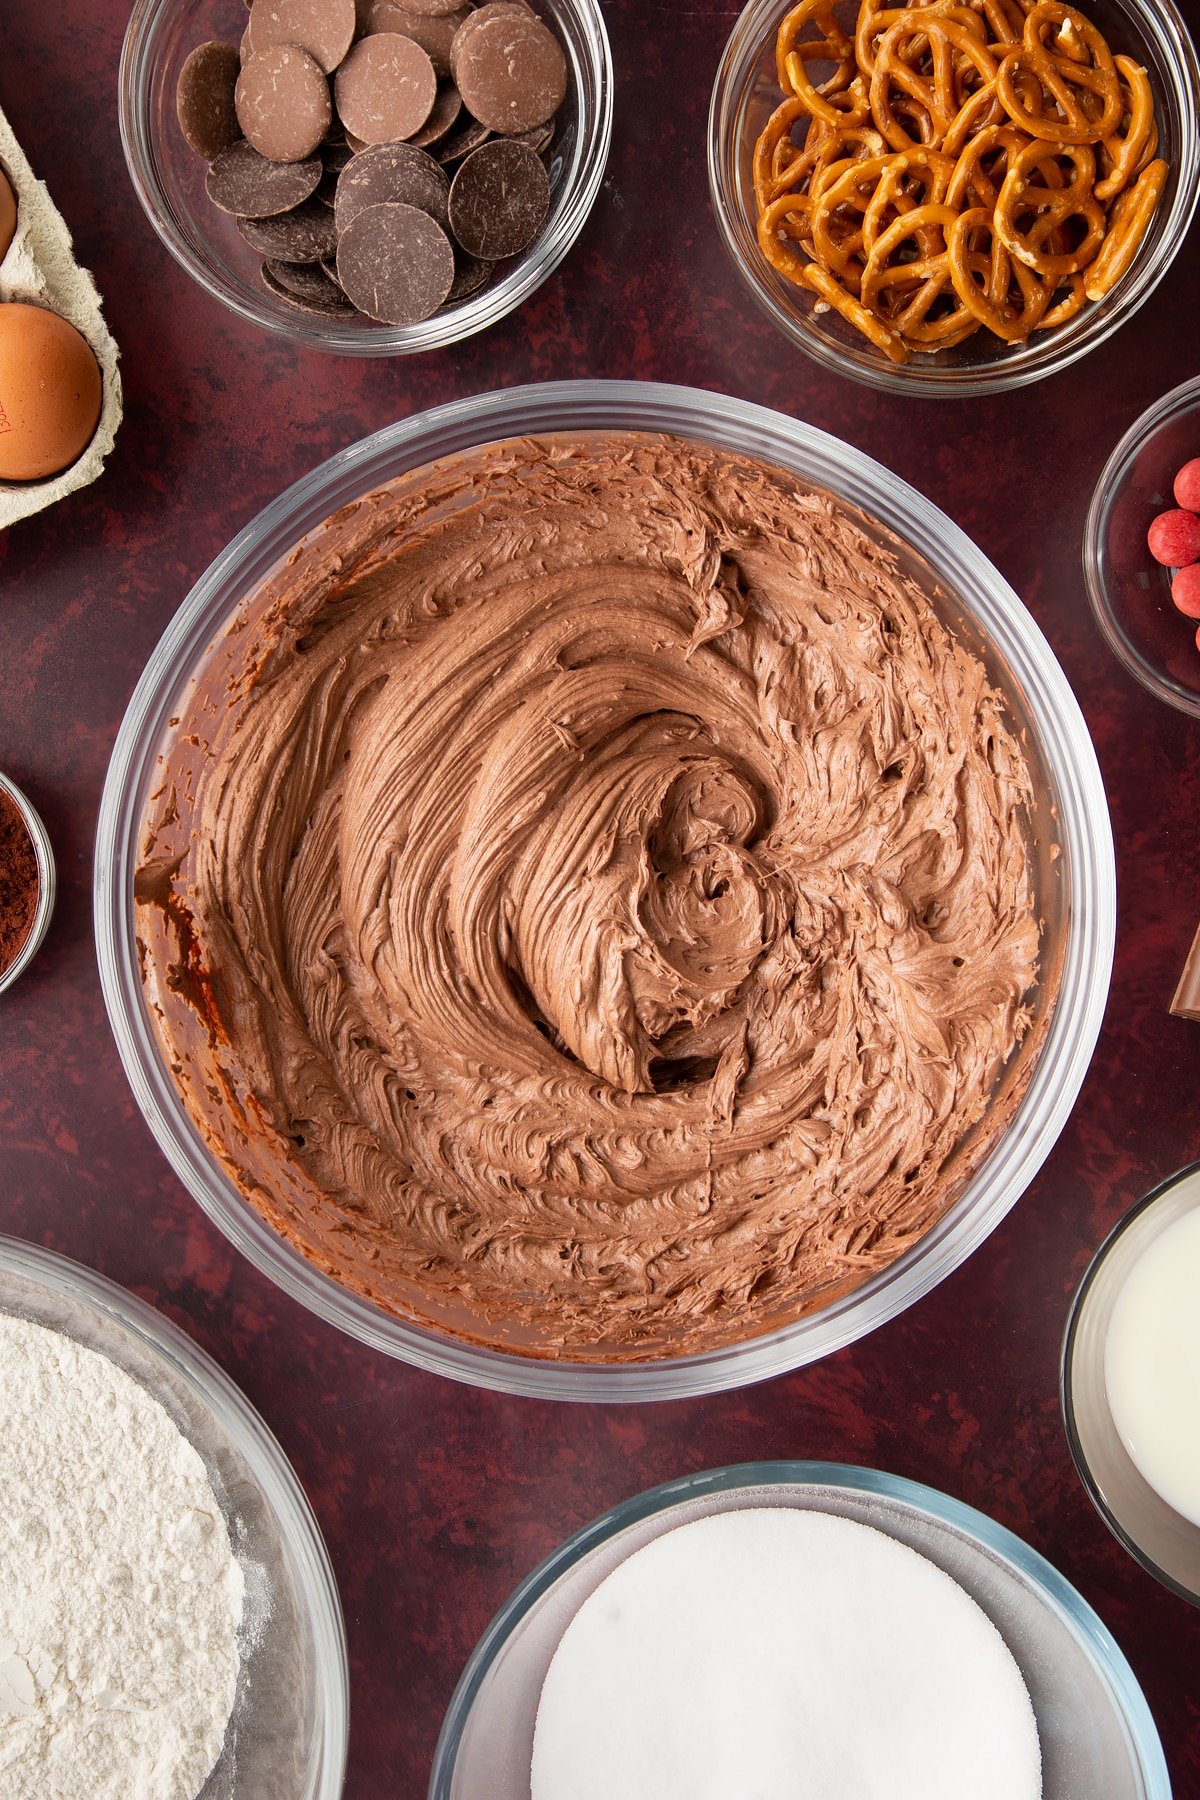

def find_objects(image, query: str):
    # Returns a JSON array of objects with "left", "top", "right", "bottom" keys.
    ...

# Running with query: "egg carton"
[{"left": 0, "top": 103, "right": 122, "bottom": 529}]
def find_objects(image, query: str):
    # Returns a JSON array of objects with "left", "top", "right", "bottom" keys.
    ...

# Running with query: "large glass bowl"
[
  {"left": 0, "top": 1236, "right": 348, "bottom": 1799},
  {"left": 430, "top": 1461, "right": 1169, "bottom": 1799},
  {"left": 95, "top": 380, "right": 1115, "bottom": 1400},
  {"left": 708, "top": 0, "right": 1200, "bottom": 397},
  {"left": 118, "top": 0, "right": 612, "bottom": 355},
  {"left": 1084, "top": 375, "right": 1200, "bottom": 716}
]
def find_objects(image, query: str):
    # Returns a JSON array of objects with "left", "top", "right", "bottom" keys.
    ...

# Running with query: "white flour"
[{"left": 0, "top": 1315, "right": 244, "bottom": 1799}]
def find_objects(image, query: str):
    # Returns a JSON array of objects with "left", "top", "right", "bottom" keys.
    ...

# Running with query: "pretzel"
[{"left": 752, "top": 0, "right": 1165, "bottom": 362}]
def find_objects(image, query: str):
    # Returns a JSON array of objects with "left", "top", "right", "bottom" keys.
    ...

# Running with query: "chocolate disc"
[
  {"left": 385, "top": 0, "right": 466, "bottom": 15},
  {"left": 443, "top": 251, "right": 494, "bottom": 303},
  {"left": 447, "top": 137, "right": 549, "bottom": 258},
  {"left": 265, "top": 257, "right": 355, "bottom": 302},
  {"left": 408, "top": 83, "right": 464, "bottom": 147},
  {"left": 238, "top": 195, "right": 340, "bottom": 261},
  {"left": 447, "top": 0, "right": 534, "bottom": 82},
  {"left": 334, "top": 34, "right": 437, "bottom": 144},
  {"left": 366, "top": 2, "right": 473, "bottom": 78},
  {"left": 335, "top": 201, "right": 455, "bottom": 322},
  {"left": 236, "top": 45, "right": 332, "bottom": 163},
  {"left": 334, "top": 141, "right": 451, "bottom": 232},
  {"left": 206, "top": 140, "right": 324, "bottom": 215},
  {"left": 452, "top": 13, "right": 565, "bottom": 133},
  {"left": 432, "top": 114, "right": 490, "bottom": 164},
  {"left": 262, "top": 262, "right": 360, "bottom": 314},
  {"left": 245, "top": 0, "right": 357, "bottom": 73},
  {"left": 177, "top": 42, "right": 242, "bottom": 159}
]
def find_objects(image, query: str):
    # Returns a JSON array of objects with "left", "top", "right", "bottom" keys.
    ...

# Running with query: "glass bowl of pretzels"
[{"left": 708, "top": 0, "right": 1199, "bottom": 393}]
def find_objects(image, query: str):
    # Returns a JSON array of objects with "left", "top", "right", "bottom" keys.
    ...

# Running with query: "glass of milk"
[{"left": 1062, "top": 1160, "right": 1200, "bottom": 1607}]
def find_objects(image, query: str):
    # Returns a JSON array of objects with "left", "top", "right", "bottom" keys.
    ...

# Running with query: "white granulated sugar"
[
  {"left": 531, "top": 1507, "right": 1042, "bottom": 1800},
  {"left": 0, "top": 1315, "right": 244, "bottom": 1800}
]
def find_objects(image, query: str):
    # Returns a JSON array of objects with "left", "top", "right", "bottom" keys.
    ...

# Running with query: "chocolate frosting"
[{"left": 137, "top": 434, "right": 1041, "bottom": 1359}]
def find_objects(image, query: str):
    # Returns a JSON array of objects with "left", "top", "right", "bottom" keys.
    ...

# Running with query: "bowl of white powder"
[
  {"left": 0, "top": 1235, "right": 348, "bottom": 1800},
  {"left": 430, "top": 1460, "right": 1169, "bottom": 1800}
]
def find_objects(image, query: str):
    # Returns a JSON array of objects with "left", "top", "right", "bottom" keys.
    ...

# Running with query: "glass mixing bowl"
[
  {"left": 119, "top": 0, "right": 612, "bottom": 355},
  {"left": 430, "top": 1461, "right": 1169, "bottom": 1800},
  {"left": 1084, "top": 375, "right": 1200, "bottom": 717},
  {"left": 0, "top": 1236, "right": 348, "bottom": 1799},
  {"left": 0, "top": 771, "right": 55, "bottom": 997},
  {"left": 95, "top": 380, "right": 1115, "bottom": 1400},
  {"left": 708, "top": 0, "right": 1200, "bottom": 397}
]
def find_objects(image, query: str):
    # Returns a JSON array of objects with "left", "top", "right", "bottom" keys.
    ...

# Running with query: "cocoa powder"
[{"left": 0, "top": 787, "right": 39, "bottom": 975}]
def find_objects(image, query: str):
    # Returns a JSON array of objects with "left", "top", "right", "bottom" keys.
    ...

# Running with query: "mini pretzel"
[{"left": 752, "top": 0, "right": 1164, "bottom": 362}]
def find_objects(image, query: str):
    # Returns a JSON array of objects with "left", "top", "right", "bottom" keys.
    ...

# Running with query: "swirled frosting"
[{"left": 137, "top": 434, "right": 1041, "bottom": 1358}]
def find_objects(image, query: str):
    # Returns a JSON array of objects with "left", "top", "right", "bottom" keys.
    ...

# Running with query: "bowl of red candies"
[{"left": 1085, "top": 376, "right": 1200, "bottom": 715}]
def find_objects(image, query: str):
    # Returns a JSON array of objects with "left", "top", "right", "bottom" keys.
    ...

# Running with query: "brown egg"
[
  {"left": 0, "top": 303, "right": 102, "bottom": 482},
  {"left": 0, "top": 167, "right": 15, "bottom": 261}
]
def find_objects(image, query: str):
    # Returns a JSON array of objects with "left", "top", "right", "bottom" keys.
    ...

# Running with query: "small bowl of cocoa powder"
[{"left": 0, "top": 772, "right": 54, "bottom": 994}]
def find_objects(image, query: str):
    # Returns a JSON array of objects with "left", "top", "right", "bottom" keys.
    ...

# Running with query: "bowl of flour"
[
  {"left": 431, "top": 1461, "right": 1169, "bottom": 1800},
  {"left": 0, "top": 1236, "right": 347, "bottom": 1799}
]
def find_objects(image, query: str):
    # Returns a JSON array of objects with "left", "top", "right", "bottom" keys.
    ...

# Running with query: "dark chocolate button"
[
  {"left": 366, "top": 2, "right": 473, "bottom": 78},
  {"left": 262, "top": 261, "right": 360, "bottom": 313},
  {"left": 335, "top": 200, "right": 455, "bottom": 322},
  {"left": 238, "top": 196, "right": 340, "bottom": 260},
  {"left": 452, "top": 13, "right": 565, "bottom": 133},
  {"left": 177, "top": 42, "right": 242, "bottom": 160},
  {"left": 235, "top": 45, "right": 332, "bottom": 163},
  {"left": 432, "top": 115, "right": 490, "bottom": 164},
  {"left": 447, "top": 137, "right": 549, "bottom": 258},
  {"left": 408, "top": 83, "right": 464, "bottom": 147},
  {"left": 334, "top": 34, "right": 437, "bottom": 144},
  {"left": 245, "top": 0, "right": 357, "bottom": 73},
  {"left": 443, "top": 251, "right": 494, "bottom": 304},
  {"left": 206, "top": 140, "right": 324, "bottom": 215},
  {"left": 265, "top": 257, "right": 355, "bottom": 303},
  {"left": 334, "top": 141, "right": 451, "bottom": 232}
]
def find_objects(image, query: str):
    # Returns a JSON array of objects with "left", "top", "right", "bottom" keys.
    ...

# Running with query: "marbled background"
[{"left": 2, "top": 0, "right": 1199, "bottom": 1792}]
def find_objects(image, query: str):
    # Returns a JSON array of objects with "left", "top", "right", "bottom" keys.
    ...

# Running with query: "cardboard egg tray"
[{"left": 0, "top": 104, "right": 121, "bottom": 530}]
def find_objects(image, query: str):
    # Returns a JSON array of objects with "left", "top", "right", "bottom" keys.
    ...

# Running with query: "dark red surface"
[{"left": 2, "top": 2, "right": 1200, "bottom": 1793}]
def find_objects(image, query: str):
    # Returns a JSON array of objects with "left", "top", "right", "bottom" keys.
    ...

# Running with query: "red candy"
[
  {"left": 1174, "top": 457, "right": 1200, "bottom": 513},
  {"left": 1173, "top": 563, "right": 1200, "bottom": 618},
  {"left": 1148, "top": 508, "right": 1200, "bottom": 568}
]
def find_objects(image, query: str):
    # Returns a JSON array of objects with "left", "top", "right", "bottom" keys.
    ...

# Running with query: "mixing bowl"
[
  {"left": 96, "top": 380, "right": 1114, "bottom": 1400},
  {"left": 708, "top": 0, "right": 1200, "bottom": 396},
  {"left": 119, "top": 0, "right": 612, "bottom": 355},
  {"left": 0, "top": 1236, "right": 348, "bottom": 1799},
  {"left": 430, "top": 1461, "right": 1169, "bottom": 1800}
]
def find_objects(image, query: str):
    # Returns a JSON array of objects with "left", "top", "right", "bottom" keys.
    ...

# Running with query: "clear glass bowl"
[
  {"left": 1062, "top": 1158, "right": 1200, "bottom": 1608},
  {"left": 1083, "top": 375, "right": 1200, "bottom": 716},
  {"left": 707, "top": 0, "right": 1200, "bottom": 397},
  {"left": 0, "top": 771, "right": 55, "bottom": 996},
  {"left": 0, "top": 1235, "right": 349, "bottom": 1798},
  {"left": 95, "top": 379, "right": 1115, "bottom": 1400},
  {"left": 430, "top": 1460, "right": 1169, "bottom": 1799},
  {"left": 118, "top": 0, "right": 611, "bottom": 355}
]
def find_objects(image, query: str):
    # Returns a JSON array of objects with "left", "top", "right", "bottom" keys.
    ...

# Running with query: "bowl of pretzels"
[{"left": 708, "top": 0, "right": 1200, "bottom": 393}]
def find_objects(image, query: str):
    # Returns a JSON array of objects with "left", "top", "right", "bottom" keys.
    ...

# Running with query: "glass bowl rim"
[
  {"left": 428, "top": 1457, "right": 1170, "bottom": 1800},
  {"left": 94, "top": 377, "right": 1116, "bottom": 1402},
  {"left": 1082, "top": 373, "right": 1200, "bottom": 718},
  {"left": 117, "top": 0, "right": 614, "bottom": 358},
  {"left": 0, "top": 1231, "right": 350, "bottom": 1796},
  {"left": 0, "top": 770, "right": 57, "bottom": 997},
  {"left": 1060, "top": 1152, "right": 1200, "bottom": 1609},
  {"left": 705, "top": 0, "right": 1200, "bottom": 398}
]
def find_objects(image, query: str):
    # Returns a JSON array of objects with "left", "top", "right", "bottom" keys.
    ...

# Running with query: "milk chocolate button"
[
  {"left": 335, "top": 201, "right": 455, "bottom": 321},
  {"left": 453, "top": 14, "right": 565, "bottom": 132},
  {"left": 433, "top": 115, "right": 490, "bottom": 164},
  {"left": 246, "top": 0, "right": 357, "bottom": 72},
  {"left": 238, "top": 195, "right": 340, "bottom": 260},
  {"left": 207, "top": 140, "right": 324, "bottom": 215},
  {"left": 409, "top": 83, "right": 463, "bottom": 148},
  {"left": 334, "top": 141, "right": 451, "bottom": 232},
  {"left": 236, "top": 45, "right": 332, "bottom": 162},
  {"left": 263, "top": 257, "right": 357, "bottom": 310},
  {"left": 177, "top": 42, "right": 242, "bottom": 159},
  {"left": 386, "top": 0, "right": 466, "bottom": 15},
  {"left": 448, "top": 137, "right": 549, "bottom": 257},
  {"left": 366, "top": 1, "right": 473, "bottom": 78},
  {"left": 448, "top": 1, "right": 536, "bottom": 86},
  {"left": 334, "top": 34, "right": 437, "bottom": 144}
]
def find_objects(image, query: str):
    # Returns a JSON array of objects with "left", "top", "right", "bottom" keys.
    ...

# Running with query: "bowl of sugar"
[
  {"left": 430, "top": 1461, "right": 1169, "bottom": 1800},
  {"left": 1063, "top": 1160, "right": 1200, "bottom": 1607}
]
